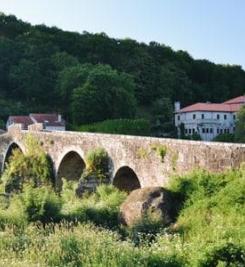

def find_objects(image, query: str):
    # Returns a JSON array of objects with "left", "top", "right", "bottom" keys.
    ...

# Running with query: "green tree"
[
  {"left": 235, "top": 105, "right": 245, "bottom": 143},
  {"left": 51, "top": 51, "right": 79, "bottom": 72},
  {"left": 56, "top": 64, "right": 94, "bottom": 116},
  {"left": 9, "top": 57, "right": 56, "bottom": 109},
  {"left": 151, "top": 97, "right": 174, "bottom": 137},
  {"left": 71, "top": 65, "right": 136, "bottom": 125},
  {"left": 152, "top": 97, "right": 173, "bottom": 121}
]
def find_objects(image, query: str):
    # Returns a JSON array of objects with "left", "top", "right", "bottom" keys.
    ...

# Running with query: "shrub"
[
  {"left": 126, "top": 211, "right": 164, "bottom": 246},
  {"left": 168, "top": 169, "right": 236, "bottom": 205},
  {"left": 151, "top": 144, "right": 167, "bottom": 162},
  {"left": 167, "top": 167, "right": 245, "bottom": 265},
  {"left": 21, "top": 185, "right": 62, "bottom": 224},
  {"left": 61, "top": 185, "right": 127, "bottom": 228},
  {"left": 85, "top": 147, "right": 109, "bottom": 175},
  {"left": 213, "top": 133, "right": 235, "bottom": 143},
  {"left": 2, "top": 135, "right": 53, "bottom": 193},
  {"left": 80, "top": 147, "right": 109, "bottom": 185},
  {"left": 0, "top": 195, "right": 27, "bottom": 230},
  {"left": 77, "top": 118, "right": 151, "bottom": 136},
  {"left": 200, "top": 242, "right": 245, "bottom": 267}
]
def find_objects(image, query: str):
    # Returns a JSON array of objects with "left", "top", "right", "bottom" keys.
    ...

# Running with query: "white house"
[
  {"left": 6, "top": 113, "right": 66, "bottom": 131},
  {"left": 175, "top": 96, "right": 245, "bottom": 141}
]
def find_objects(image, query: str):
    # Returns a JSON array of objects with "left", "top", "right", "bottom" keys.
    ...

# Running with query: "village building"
[
  {"left": 175, "top": 96, "right": 245, "bottom": 141},
  {"left": 6, "top": 113, "right": 66, "bottom": 131}
]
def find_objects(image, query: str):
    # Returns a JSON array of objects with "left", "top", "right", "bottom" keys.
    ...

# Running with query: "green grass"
[{"left": 0, "top": 168, "right": 244, "bottom": 266}]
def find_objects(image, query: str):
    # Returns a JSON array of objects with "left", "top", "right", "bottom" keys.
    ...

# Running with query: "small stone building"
[{"left": 6, "top": 113, "right": 65, "bottom": 131}]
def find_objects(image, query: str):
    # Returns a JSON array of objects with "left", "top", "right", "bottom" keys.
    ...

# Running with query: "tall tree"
[{"left": 71, "top": 64, "right": 136, "bottom": 124}]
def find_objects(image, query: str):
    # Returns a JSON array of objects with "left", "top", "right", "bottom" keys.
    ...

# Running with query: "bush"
[
  {"left": 77, "top": 118, "right": 151, "bottom": 136},
  {"left": 21, "top": 185, "right": 62, "bottom": 224},
  {"left": 167, "top": 167, "right": 245, "bottom": 265},
  {"left": 85, "top": 147, "right": 109, "bottom": 176},
  {"left": 126, "top": 212, "right": 165, "bottom": 246},
  {"left": 2, "top": 135, "right": 53, "bottom": 193},
  {"left": 0, "top": 195, "right": 27, "bottom": 230},
  {"left": 213, "top": 133, "right": 235, "bottom": 143},
  {"left": 61, "top": 185, "right": 127, "bottom": 228},
  {"left": 200, "top": 242, "right": 245, "bottom": 267},
  {"left": 79, "top": 148, "right": 110, "bottom": 188}
]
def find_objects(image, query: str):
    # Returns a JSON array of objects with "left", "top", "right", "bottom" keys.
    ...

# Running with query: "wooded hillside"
[{"left": 0, "top": 13, "right": 244, "bottom": 130}]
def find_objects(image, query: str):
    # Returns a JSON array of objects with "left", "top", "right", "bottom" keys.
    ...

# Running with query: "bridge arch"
[
  {"left": 113, "top": 166, "right": 141, "bottom": 192},
  {"left": 2, "top": 142, "right": 24, "bottom": 172},
  {"left": 56, "top": 149, "right": 86, "bottom": 189}
]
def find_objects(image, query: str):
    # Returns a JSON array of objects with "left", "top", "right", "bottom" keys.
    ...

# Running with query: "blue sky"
[{"left": 1, "top": 0, "right": 245, "bottom": 69}]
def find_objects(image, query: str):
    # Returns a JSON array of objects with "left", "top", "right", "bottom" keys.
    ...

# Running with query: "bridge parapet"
[{"left": 0, "top": 127, "right": 244, "bottom": 190}]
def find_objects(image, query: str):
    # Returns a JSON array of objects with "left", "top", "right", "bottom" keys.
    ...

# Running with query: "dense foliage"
[
  {"left": 213, "top": 133, "right": 235, "bottom": 143},
  {"left": 0, "top": 139, "right": 244, "bottom": 266},
  {"left": 0, "top": 13, "right": 245, "bottom": 134},
  {"left": 77, "top": 118, "right": 151, "bottom": 136},
  {"left": 2, "top": 135, "right": 53, "bottom": 193},
  {"left": 235, "top": 105, "right": 245, "bottom": 143},
  {"left": 80, "top": 147, "right": 110, "bottom": 183}
]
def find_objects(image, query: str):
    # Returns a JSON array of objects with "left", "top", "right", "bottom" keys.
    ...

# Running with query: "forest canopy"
[{"left": 0, "top": 13, "right": 244, "bottom": 131}]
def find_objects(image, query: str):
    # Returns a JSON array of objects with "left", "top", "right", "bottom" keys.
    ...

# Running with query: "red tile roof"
[
  {"left": 8, "top": 116, "right": 33, "bottom": 130},
  {"left": 30, "top": 114, "right": 65, "bottom": 127},
  {"left": 177, "top": 96, "right": 245, "bottom": 113},
  {"left": 223, "top": 95, "right": 245, "bottom": 104},
  {"left": 8, "top": 114, "right": 65, "bottom": 129}
]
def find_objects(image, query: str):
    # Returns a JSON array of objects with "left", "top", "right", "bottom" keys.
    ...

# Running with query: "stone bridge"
[{"left": 0, "top": 124, "right": 244, "bottom": 191}]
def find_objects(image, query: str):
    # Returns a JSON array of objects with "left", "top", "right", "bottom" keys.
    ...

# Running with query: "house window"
[
  {"left": 233, "top": 114, "right": 236, "bottom": 120},
  {"left": 217, "top": 128, "right": 220, "bottom": 134},
  {"left": 210, "top": 128, "right": 213, "bottom": 134},
  {"left": 217, "top": 114, "right": 220, "bottom": 120},
  {"left": 189, "top": 129, "right": 192, "bottom": 134},
  {"left": 206, "top": 128, "right": 209, "bottom": 133},
  {"left": 224, "top": 114, "right": 227, "bottom": 120},
  {"left": 177, "top": 115, "right": 180, "bottom": 121},
  {"left": 185, "top": 129, "right": 188, "bottom": 134},
  {"left": 192, "top": 129, "right": 195, "bottom": 134},
  {"left": 193, "top": 114, "right": 196, "bottom": 120},
  {"left": 202, "top": 128, "right": 205, "bottom": 133},
  {"left": 202, "top": 114, "right": 205, "bottom": 119},
  {"left": 227, "top": 129, "right": 230, "bottom": 134},
  {"left": 220, "top": 129, "right": 223, "bottom": 134}
]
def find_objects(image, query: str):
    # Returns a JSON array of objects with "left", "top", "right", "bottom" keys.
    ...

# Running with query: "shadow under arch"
[
  {"left": 113, "top": 166, "right": 141, "bottom": 192},
  {"left": 2, "top": 142, "right": 23, "bottom": 172},
  {"left": 56, "top": 151, "right": 86, "bottom": 189}
]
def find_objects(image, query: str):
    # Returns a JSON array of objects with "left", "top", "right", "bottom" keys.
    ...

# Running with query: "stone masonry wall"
[{"left": 0, "top": 126, "right": 244, "bottom": 188}]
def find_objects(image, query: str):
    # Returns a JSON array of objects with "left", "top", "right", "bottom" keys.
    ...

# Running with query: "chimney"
[
  {"left": 174, "top": 101, "right": 181, "bottom": 112},
  {"left": 58, "top": 114, "right": 62, "bottom": 122}
]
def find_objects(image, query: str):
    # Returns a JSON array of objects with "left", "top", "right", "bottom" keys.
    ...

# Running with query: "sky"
[{"left": 1, "top": 0, "right": 245, "bottom": 69}]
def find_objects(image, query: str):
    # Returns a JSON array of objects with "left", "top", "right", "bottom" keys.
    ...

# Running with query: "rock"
[
  {"left": 75, "top": 171, "right": 109, "bottom": 197},
  {"left": 119, "top": 186, "right": 177, "bottom": 227},
  {"left": 75, "top": 173, "right": 98, "bottom": 197}
]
